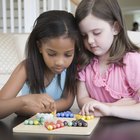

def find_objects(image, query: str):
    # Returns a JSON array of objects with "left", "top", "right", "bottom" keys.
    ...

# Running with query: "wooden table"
[{"left": 1, "top": 113, "right": 140, "bottom": 140}]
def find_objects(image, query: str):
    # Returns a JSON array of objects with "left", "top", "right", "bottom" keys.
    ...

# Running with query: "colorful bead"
[
  {"left": 65, "top": 119, "right": 88, "bottom": 127},
  {"left": 47, "top": 125, "right": 53, "bottom": 130},
  {"left": 24, "top": 113, "right": 55, "bottom": 126},
  {"left": 29, "top": 120, "right": 34, "bottom": 125},
  {"left": 35, "top": 113, "right": 54, "bottom": 123},
  {"left": 56, "top": 111, "right": 74, "bottom": 118},
  {"left": 33, "top": 120, "right": 39, "bottom": 125},
  {"left": 68, "top": 121, "right": 73, "bottom": 126},
  {"left": 63, "top": 121, "right": 68, "bottom": 126},
  {"left": 24, "top": 120, "right": 29, "bottom": 125},
  {"left": 45, "top": 120, "right": 64, "bottom": 130},
  {"left": 56, "top": 113, "right": 61, "bottom": 117},
  {"left": 60, "top": 112, "right": 65, "bottom": 117},
  {"left": 69, "top": 113, "right": 74, "bottom": 118},
  {"left": 75, "top": 114, "right": 94, "bottom": 121},
  {"left": 78, "top": 119, "right": 88, "bottom": 127}
]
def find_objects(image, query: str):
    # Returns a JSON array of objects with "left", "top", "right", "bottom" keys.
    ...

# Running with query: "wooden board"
[{"left": 13, "top": 116, "right": 100, "bottom": 135}]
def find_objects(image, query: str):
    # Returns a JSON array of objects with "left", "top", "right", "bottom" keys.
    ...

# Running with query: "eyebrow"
[{"left": 46, "top": 48, "right": 74, "bottom": 53}]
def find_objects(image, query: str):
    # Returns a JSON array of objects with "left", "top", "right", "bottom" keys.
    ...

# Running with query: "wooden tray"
[{"left": 13, "top": 115, "right": 100, "bottom": 135}]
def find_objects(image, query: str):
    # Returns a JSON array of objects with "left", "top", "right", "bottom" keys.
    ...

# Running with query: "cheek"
[
  {"left": 105, "top": 35, "right": 114, "bottom": 47},
  {"left": 66, "top": 56, "right": 74, "bottom": 67},
  {"left": 99, "top": 33, "right": 113, "bottom": 45},
  {"left": 42, "top": 54, "right": 53, "bottom": 65}
]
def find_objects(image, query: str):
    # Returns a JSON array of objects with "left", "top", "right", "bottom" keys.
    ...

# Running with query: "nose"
[
  {"left": 87, "top": 34, "right": 95, "bottom": 46},
  {"left": 55, "top": 57, "right": 64, "bottom": 67}
]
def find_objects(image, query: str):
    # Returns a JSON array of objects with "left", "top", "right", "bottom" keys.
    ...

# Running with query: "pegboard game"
[{"left": 13, "top": 112, "right": 100, "bottom": 135}]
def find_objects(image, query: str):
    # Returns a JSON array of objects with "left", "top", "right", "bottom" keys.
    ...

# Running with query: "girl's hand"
[
  {"left": 22, "top": 94, "right": 56, "bottom": 112},
  {"left": 80, "top": 101, "right": 111, "bottom": 117}
]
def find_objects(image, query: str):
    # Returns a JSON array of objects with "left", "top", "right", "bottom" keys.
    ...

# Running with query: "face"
[
  {"left": 39, "top": 36, "right": 75, "bottom": 74},
  {"left": 79, "top": 14, "right": 118, "bottom": 60}
]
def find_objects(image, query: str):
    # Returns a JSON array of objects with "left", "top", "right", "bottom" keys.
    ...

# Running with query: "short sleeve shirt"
[
  {"left": 78, "top": 52, "right": 140, "bottom": 103},
  {"left": 20, "top": 69, "right": 66, "bottom": 100}
]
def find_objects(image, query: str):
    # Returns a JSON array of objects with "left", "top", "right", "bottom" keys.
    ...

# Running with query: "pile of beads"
[
  {"left": 45, "top": 120, "right": 64, "bottom": 130},
  {"left": 56, "top": 111, "right": 74, "bottom": 118},
  {"left": 63, "top": 119, "right": 88, "bottom": 127},
  {"left": 75, "top": 114, "right": 94, "bottom": 121},
  {"left": 35, "top": 113, "right": 54, "bottom": 123},
  {"left": 24, "top": 113, "right": 54, "bottom": 125},
  {"left": 24, "top": 119, "right": 41, "bottom": 125}
]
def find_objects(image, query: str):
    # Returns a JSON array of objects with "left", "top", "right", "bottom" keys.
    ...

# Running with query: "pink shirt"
[{"left": 78, "top": 52, "right": 140, "bottom": 103}]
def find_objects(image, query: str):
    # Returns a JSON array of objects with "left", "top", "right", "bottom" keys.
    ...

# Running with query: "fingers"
[
  {"left": 80, "top": 101, "right": 103, "bottom": 116},
  {"left": 41, "top": 96, "right": 56, "bottom": 112},
  {"left": 83, "top": 104, "right": 90, "bottom": 115},
  {"left": 50, "top": 102, "right": 56, "bottom": 112},
  {"left": 81, "top": 103, "right": 95, "bottom": 115},
  {"left": 81, "top": 104, "right": 89, "bottom": 115},
  {"left": 28, "top": 94, "right": 55, "bottom": 113},
  {"left": 23, "top": 93, "right": 57, "bottom": 114}
]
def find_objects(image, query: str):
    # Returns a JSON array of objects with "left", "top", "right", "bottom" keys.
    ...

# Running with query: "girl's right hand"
[
  {"left": 80, "top": 101, "right": 111, "bottom": 117},
  {"left": 80, "top": 101, "right": 96, "bottom": 115},
  {"left": 21, "top": 94, "right": 56, "bottom": 113}
]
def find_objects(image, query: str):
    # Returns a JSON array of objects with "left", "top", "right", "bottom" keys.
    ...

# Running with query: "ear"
[
  {"left": 37, "top": 41, "right": 42, "bottom": 53},
  {"left": 112, "top": 21, "right": 120, "bottom": 35}
]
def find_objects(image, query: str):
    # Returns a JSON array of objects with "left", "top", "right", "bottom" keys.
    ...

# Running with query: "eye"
[
  {"left": 47, "top": 53, "right": 56, "bottom": 56},
  {"left": 94, "top": 33, "right": 100, "bottom": 36},
  {"left": 93, "top": 31, "right": 101, "bottom": 36},
  {"left": 65, "top": 53, "right": 73, "bottom": 57}
]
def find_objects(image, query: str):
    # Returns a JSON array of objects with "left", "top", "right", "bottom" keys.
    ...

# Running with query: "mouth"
[
  {"left": 90, "top": 47, "right": 98, "bottom": 51},
  {"left": 54, "top": 67, "right": 64, "bottom": 73},
  {"left": 90, "top": 44, "right": 98, "bottom": 48}
]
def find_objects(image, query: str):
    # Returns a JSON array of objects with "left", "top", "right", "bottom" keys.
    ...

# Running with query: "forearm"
[
  {"left": 107, "top": 98, "right": 137, "bottom": 106},
  {"left": 16, "top": 93, "right": 56, "bottom": 116},
  {"left": 55, "top": 96, "right": 75, "bottom": 112},
  {"left": 110, "top": 103, "right": 140, "bottom": 120},
  {"left": 16, "top": 97, "right": 75, "bottom": 116},
  {"left": 15, "top": 106, "right": 38, "bottom": 116},
  {"left": 0, "top": 97, "right": 25, "bottom": 119}
]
